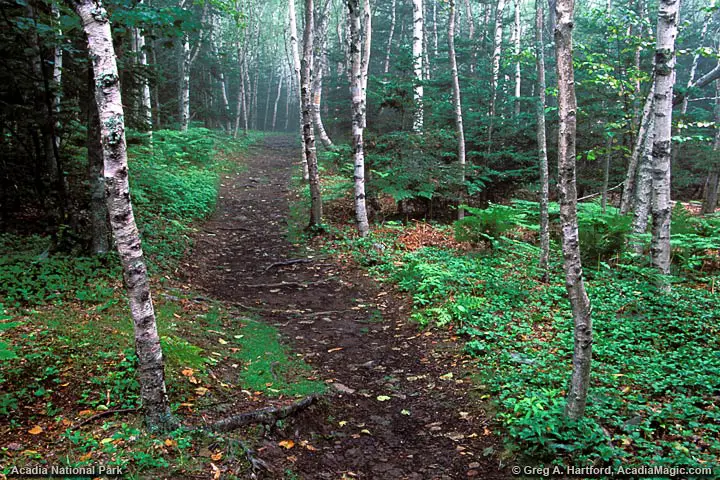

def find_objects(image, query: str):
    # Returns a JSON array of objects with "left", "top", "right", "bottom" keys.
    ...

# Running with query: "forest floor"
[{"left": 184, "top": 135, "right": 509, "bottom": 479}]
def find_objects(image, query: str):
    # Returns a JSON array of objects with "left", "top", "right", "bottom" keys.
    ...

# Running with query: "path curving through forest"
[{"left": 186, "top": 136, "right": 508, "bottom": 479}]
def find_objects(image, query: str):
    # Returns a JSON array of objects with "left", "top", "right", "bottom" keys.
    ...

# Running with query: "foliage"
[{"left": 454, "top": 204, "right": 530, "bottom": 246}]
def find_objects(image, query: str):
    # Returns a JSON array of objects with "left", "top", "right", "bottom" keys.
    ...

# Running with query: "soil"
[{"left": 185, "top": 136, "right": 509, "bottom": 479}]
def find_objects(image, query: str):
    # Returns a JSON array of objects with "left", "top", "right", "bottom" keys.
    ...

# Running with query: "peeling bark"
[
  {"left": 555, "top": 0, "right": 593, "bottom": 420},
  {"left": 650, "top": 0, "right": 680, "bottom": 281},
  {"left": 73, "top": 0, "right": 174, "bottom": 431},
  {"left": 348, "top": 0, "right": 370, "bottom": 236},
  {"left": 412, "top": 0, "right": 424, "bottom": 132},
  {"left": 620, "top": 85, "right": 654, "bottom": 215},
  {"left": 488, "top": 0, "right": 506, "bottom": 147},
  {"left": 301, "top": 0, "right": 323, "bottom": 227},
  {"left": 513, "top": 0, "right": 521, "bottom": 117}
]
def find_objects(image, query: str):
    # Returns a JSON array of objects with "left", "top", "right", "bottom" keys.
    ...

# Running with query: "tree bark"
[
  {"left": 631, "top": 119, "right": 654, "bottom": 254},
  {"left": 555, "top": 0, "right": 593, "bottom": 420},
  {"left": 535, "top": 0, "right": 549, "bottom": 280},
  {"left": 449, "top": 0, "right": 466, "bottom": 220},
  {"left": 620, "top": 84, "right": 654, "bottom": 214},
  {"left": 74, "top": 0, "right": 174, "bottom": 432},
  {"left": 289, "top": 0, "right": 310, "bottom": 179},
  {"left": 513, "top": 0, "right": 521, "bottom": 116},
  {"left": 87, "top": 68, "right": 109, "bottom": 256},
  {"left": 179, "top": 33, "right": 191, "bottom": 131},
  {"left": 348, "top": 0, "right": 370, "bottom": 236},
  {"left": 601, "top": 134, "right": 612, "bottom": 212},
  {"left": 272, "top": 72, "right": 284, "bottom": 131},
  {"left": 701, "top": 79, "right": 720, "bottom": 214},
  {"left": 312, "top": 0, "right": 333, "bottom": 147},
  {"left": 384, "top": 0, "right": 397, "bottom": 73},
  {"left": 649, "top": 0, "right": 680, "bottom": 280},
  {"left": 134, "top": 0, "right": 152, "bottom": 136},
  {"left": 301, "top": 0, "right": 323, "bottom": 227},
  {"left": 412, "top": 0, "right": 424, "bottom": 132},
  {"left": 488, "top": 0, "right": 506, "bottom": 147}
]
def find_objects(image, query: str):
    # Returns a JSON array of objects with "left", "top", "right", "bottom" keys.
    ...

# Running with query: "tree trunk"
[
  {"left": 449, "top": 0, "right": 466, "bottom": 220},
  {"left": 74, "top": 0, "right": 174, "bottom": 432},
  {"left": 649, "top": 0, "right": 680, "bottom": 280},
  {"left": 488, "top": 0, "right": 506, "bottom": 146},
  {"left": 348, "top": 0, "right": 370, "bottom": 236},
  {"left": 263, "top": 69, "right": 273, "bottom": 131},
  {"left": 555, "top": 0, "right": 593, "bottom": 421},
  {"left": 384, "top": 0, "right": 397, "bottom": 73},
  {"left": 87, "top": 68, "right": 109, "bottom": 256},
  {"left": 432, "top": 0, "right": 438, "bottom": 57},
  {"left": 620, "top": 85, "right": 654, "bottom": 214},
  {"left": 290, "top": 0, "right": 310, "bottom": 179},
  {"left": 601, "top": 134, "right": 612, "bottom": 212},
  {"left": 631, "top": 119, "right": 654, "bottom": 254},
  {"left": 179, "top": 33, "right": 191, "bottom": 132},
  {"left": 701, "top": 79, "right": 720, "bottom": 214},
  {"left": 465, "top": 0, "right": 476, "bottom": 73},
  {"left": 272, "top": 72, "right": 284, "bottom": 130},
  {"left": 412, "top": 0, "right": 424, "bottom": 132},
  {"left": 513, "top": 0, "right": 521, "bottom": 116},
  {"left": 535, "top": 0, "right": 549, "bottom": 280},
  {"left": 312, "top": 0, "right": 333, "bottom": 147},
  {"left": 301, "top": 0, "right": 323, "bottom": 226}
]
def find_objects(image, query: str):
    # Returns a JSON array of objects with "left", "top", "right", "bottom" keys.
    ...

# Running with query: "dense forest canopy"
[{"left": 1, "top": 0, "right": 719, "bottom": 476}]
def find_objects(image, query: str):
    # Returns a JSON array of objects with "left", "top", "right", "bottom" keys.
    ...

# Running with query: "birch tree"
[
  {"left": 701, "top": 79, "right": 720, "bottom": 215},
  {"left": 649, "top": 0, "right": 680, "bottom": 280},
  {"left": 554, "top": 0, "right": 593, "bottom": 420},
  {"left": 348, "top": 0, "right": 370, "bottom": 236},
  {"left": 383, "top": 0, "right": 396, "bottom": 73},
  {"left": 535, "top": 0, "right": 549, "bottom": 280},
  {"left": 301, "top": 0, "right": 323, "bottom": 227},
  {"left": 512, "top": 0, "right": 522, "bottom": 117},
  {"left": 412, "top": 0, "right": 424, "bottom": 132},
  {"left": 448, "top": 0, "right": 466, "bottom": 220},
  {"left": 289, "top": 0, "right": 310, "bottom": 179},
  {"left": 488, "top": 0, "right": 506, "bottom": 146},
  {"left": 312, "top": 0, "right": 334, "bottom": 147},
  {"left": 73, "top": 0, "right": 174, "bottom": 431}
]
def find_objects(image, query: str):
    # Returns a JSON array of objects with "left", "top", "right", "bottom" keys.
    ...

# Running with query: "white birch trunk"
[
  {"left": 383, "top": 0, "right": 396, "bottom": 73},
  {"left": 631, "top": 119, "right": 654, "bottom": 254},
  {"left": 535, "top": 0, "right": 549, "bottom": 280},
  {"left": 620, "top": 85, "right": 654, "bottom": 214},
  {"left": 513, "top": 0, "right": 521, "bottom": 117},
  {"left": 312, "top": 0, "right": 333, "bottom": 147},
  {"left": 412, "top": 0, "right": 424, "bottom": 132},
  {"left": 649, "top": 0, "right": 680, "bottom": 280},
  {"left": 272, "top": 72, "right": 284, "bottom": 130},
  {"left": 555, "top": 0, "right": 593, "bottom": 420},
  {"left": 289, "top": 0, "right": 310, "bottom": 179},
  {"left": 701, "top": 80, "right": 720, "bottom": 214},
  {"left": 348, "top": 0, "right": 370, "bottom": 236},
  {"left": 301, "top": 0, "right": 323, "bottom": 226},
  {"left": 488, "top": 0, "right": 506, "bottom": 146},
  {"left": 449, "top": 0, "right": 466, "bottom": 220},
  {"left": 74, "top": 0, "right": 173, "bottom": 431}
]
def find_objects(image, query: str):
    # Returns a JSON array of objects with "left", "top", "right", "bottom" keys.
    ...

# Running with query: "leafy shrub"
[
  {"left": 454, "top": 204, "right": 529, "bottom": 246},
  {"left": 576, "top": 203, "right": 632, "bottom": 266}
]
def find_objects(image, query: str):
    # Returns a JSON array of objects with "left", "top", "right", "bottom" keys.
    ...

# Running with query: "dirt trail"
[{"left": 186, "top": 136, "right": 508, "bottom": 479}]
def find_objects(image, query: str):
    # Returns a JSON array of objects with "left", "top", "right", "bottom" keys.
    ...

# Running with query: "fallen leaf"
[
  {"left": 195, "top": 387, "right": 209, "bottom": 396},
  {"left": 181, "top": 368, "right": 195, "bottom": 377},
  {"left": 164, "top": 439, "right": 177, "bottom": 447},
  {"left": 28, "top": 426, "right": 43, "bottom": 435},
  {"left": 401, "top": 409, "right": 411, "bottom": 416},
  {"left": 278, "top": 440, "right": 295, "bottom": 449},
  {"left": 100, "top": 437, "right": 113, "bottom": 444},
  {"left": 79, "top": 410, "right": 93, "bottom": 417},
  {"left": 211, "top": 462, "right": 221, "bottom": 480},
  {"left": 327, "top": 347, "right": 343, "bottom": 353},
  {"left": 339, "top": 421, "right": 348, "bottom": 427},
  {"left": 211, "top": 452, "right": 223, "bottom": 461},
  {"left": 218, "top": 338, "right": 228, "bottom": 345},
  {"left": 376, "top": 395, "right": 391, "bottom": 402},
  {"left": 360, "top": 429, "right": 371, "bottom": 435},
  {"left": 79, "top": 453, "right": 92, "bottom": 461}
]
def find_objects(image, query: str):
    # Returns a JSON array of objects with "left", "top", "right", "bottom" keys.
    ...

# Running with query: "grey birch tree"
[
  {"left": 412, "top": 0, "right": 424, "bottom": 132},
  {"left": 535, "top": 0, "right": 549, "bottom": 280},
  {"left": 448, "top": 0, "right": 466, "bottom": 220}
]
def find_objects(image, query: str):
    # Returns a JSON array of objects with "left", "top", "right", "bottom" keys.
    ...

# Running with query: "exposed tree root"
[
  {"left": 210, "top": 395, "right": 317, "bottom": 432},
  {"left": 262, "top": 258, "right": 316, "bottom": 273}
]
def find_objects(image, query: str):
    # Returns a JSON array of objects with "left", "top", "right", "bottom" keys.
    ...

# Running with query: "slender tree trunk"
[
  {"left": 465, "top": 0, "right": 476, "bottom": 73},
  {"left": 701, "top": 80, "right": 720, "bottom": 214},
  {"left": 348, "top": 0, "right": 370, "bottom": 236},
  {"left": 272, "top": 72, "right": 284, "bottom": 130},
  {"left": 52, "top": 2, "right": 63, "bottom": 150},
  {"left": 649, "top": 0, "right": 680, "bottom": 280},
  {"left": 384, "top": 0, "right": 397, "bottom": 73},
  {"left": 74, "top": 0, "right": 174, "bottom": 431},
  {"left": 620, "top": 85, "right": 655, "bottom": 214},
  {"left": 412, "top": 0, "right": 424, "bottom": 132},
  {"left": 312, "top": 0, "right": 333, "bottom": 147},
  {"left": 134, "top": 16, "right": 153, "bottom": 136},
  {"left": 535, "top": 0, "right": 549, "bottom": 280},
  {"left": 601, "top": 134, "right": 612, "bottom": 212},
  {"left": 449, "top": 0, "right": 466, "bottom": 220},
  {"left": 555, "top": 0, "right": 592, "bottom": 421},
  {"left": 680, "top": 1, "right": 712, "bottom": 116},
  {"left": 432, "top": 0, "right": 438, "bottom": 57},
  {"left": 179, "top": 33, "right": 191, "bottom": 131},
  {"left": 289, "top": 0, "right": 310, "bottom": 179},
  {"left": 285, "top": 71, "right": 291, "bottom": 130},
  {"left": 301, "top": 0, "right": 323, "bottom": 226},
  {"left": 513, "top": 0, "right": 521, "bottom": 116},
  {"left": 152, "top": 44, "right": 162, "bottom": 129},
  {"left": 631, "top": 119, "right": 654, "bottom": 253},
  {"left": 263, "top": 70, "right": 273, "bottom": 131},
  {"left": 87, "top": 68, "right": 109, "bottom": 256},
  {"left": 488, "top": 0, "right": 506, "bottom": 146}
]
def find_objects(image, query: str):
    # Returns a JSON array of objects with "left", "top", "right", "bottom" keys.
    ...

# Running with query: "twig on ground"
[
  {"left": 71, "top": 407, "right": 139, "bottom": 430},
  {"left": 262, "top": 258, "right": 315, "bottom": 273},
  {"left": 239, "top": 280, "right": 329, "bottom": 289}
]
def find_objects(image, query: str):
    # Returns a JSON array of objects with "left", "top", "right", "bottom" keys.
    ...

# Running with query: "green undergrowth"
[
  {"left": 319, "top": 205, "right": 720, "bottom": 470},
  {"left": 0, "top": 288, "right": 322, "bottom": 477}
]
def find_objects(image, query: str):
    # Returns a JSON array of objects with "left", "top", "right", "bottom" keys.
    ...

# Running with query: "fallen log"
[{"left": 210, "top": 395, "right": 317, "bottom": 432}]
